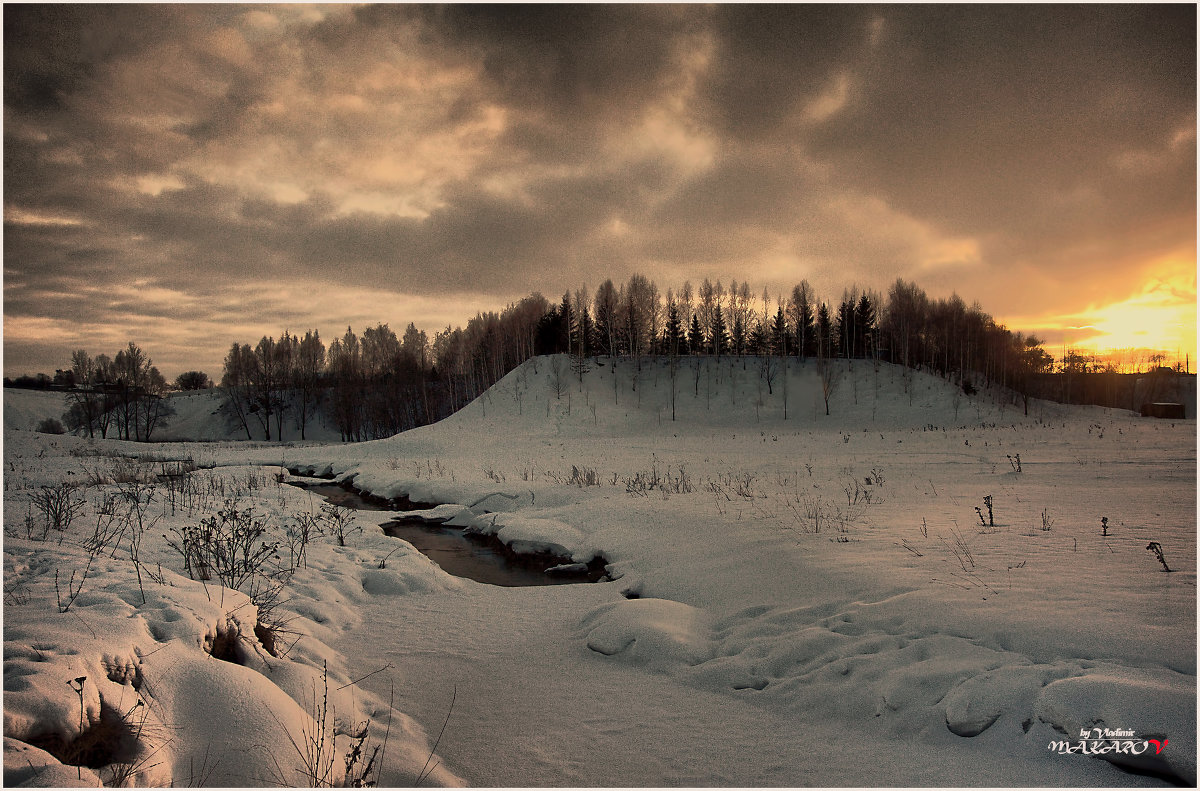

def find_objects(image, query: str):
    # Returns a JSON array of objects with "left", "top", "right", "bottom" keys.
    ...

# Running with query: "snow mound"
[
  {"left": 2, "top": 526, "right": 462, "bottom": 787},
  {"left": 1034, "top": 666, "right": 1196, "bottom": 784},
  {"left": 467, "top": 513, "right": 598, "bottom": 562},
  {"left": 150, "top": 651, "right": 340, "bottom": 787},
  {"left": 359, "top": 561, "right": 450, "bottom": 596},
  {"left": 3, "top": 736, "right": 102, "bottom": 787},
  {"left": 1, "top": 542, "right": 335, "bottom": 787},
  {"left": 404, "top": 503, "right": 473, "bottom": 523},
  {"left": 582, "top": 598, "right": 716, "bottom": 670},
  {"left": 943, "top": 664, "right": 1066, "bottom": 737}
]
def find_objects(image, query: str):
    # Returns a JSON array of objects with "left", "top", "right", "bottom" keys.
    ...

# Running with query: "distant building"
[{"left": 1140, "top": 402, "right": 1187, "bottom": 419}]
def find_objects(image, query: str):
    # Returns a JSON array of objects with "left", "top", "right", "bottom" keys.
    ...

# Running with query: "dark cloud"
[
  {"left": 700, "top": 5, "right": 877, "bottom": 137},
  {"left": 3, "top": 4, "right": 1194, "bottom": 377},
  {"left": 413, "top": 4, "right": 696, "bottom": 113},
  {"left": 805, "top": 5, "right": 1196, "bottom": 252}
]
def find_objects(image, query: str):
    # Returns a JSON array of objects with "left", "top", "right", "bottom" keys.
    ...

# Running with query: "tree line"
[
  {"left": 45, "top": 274, "right": 1060, "bottom": 442},
  {"left": 215, "top": 275, "right": 1058, "bottom": 440}
]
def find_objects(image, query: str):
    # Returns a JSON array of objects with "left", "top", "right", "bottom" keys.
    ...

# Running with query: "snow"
[
  {"left": 3, "top": 355, "right": 1195, "bottom": 786},
  {"left": 3, "top": 387, "right": 344, "bottom": 443},
  {"left": 581, "top": 598, "right": 716, "bottom": 668},
  {"left": 3, "top": 390, "right": 71, "bottom": 433},
  {"left": 465, "top": 512, "right": 597, "bottom": 563}
]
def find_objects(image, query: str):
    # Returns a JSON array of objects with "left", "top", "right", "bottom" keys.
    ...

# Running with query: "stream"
[{"left": 292, "top": 482, "right": 608, "bottom": 586}]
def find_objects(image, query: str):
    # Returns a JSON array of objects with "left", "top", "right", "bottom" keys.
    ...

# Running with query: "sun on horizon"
[{"left": 1001, "top": 258, "right": 1197, "bottom": 373}]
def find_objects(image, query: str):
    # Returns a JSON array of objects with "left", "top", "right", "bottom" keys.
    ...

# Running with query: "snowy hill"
[
  {"left": 439, "top": 353, "right": 1097, "bottom": 436},
  {"left": 2, "top": 389, "right": 71, "bottom": 432},
  {"left": 4, "top": 357, "right": 1117, "bottom": 444}
]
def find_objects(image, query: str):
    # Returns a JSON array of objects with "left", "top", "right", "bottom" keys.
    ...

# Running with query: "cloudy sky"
[{"left": 4, "top": 3, "right": 1195, "bottom": 379}]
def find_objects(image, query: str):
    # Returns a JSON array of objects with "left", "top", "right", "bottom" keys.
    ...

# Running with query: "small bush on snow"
[
  {"left": 36, "top": 417, "right": 66, "bottom": 434},
  {"left": 320, "top": 501, "right": 361, "bottom": 547},
  {"left": 28, "top": 482, "right": 87, "bottom": 540},
  {"left": 164, "top": 498, "right": 288, "bottom": 591}
]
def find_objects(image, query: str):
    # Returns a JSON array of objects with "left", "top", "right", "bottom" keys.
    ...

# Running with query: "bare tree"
[
  {"left": 65, "top": 350, "right": 101, "bottom": 438},
  {"left": 816, "top": 355, "right": 841, "bottom": 416},
  {"left": 113, "top": 342, "right": 148, "bottom": 440},
  {"left": 137, "top": 364, "right": 174, "bottom": 442},
  {"left": 294, "top": 330, "right": 325, "bottom": 440},
  {"left": 174, "top": 371, "right": 210, "bottom": 390},
  {"left": 221, "top": 342, "right": 256, "bottom": 439},
  {"left": 251, "top": 336, "right": 279, "bottom": 440},
  {"left": 1013, "top": 334, "right": 1053, "bottom": 416},
  {"left": 327, "top": 327, "right": 364, "bottom": 441},
  {"left": 624, "top": 273, "right": 657, "bottom": 372},
  {"left": 572, "top": 286, "right": 591, "bottom": 382},
  {"left": 550, "top": 354, "right": 568, "bottom": 400}
]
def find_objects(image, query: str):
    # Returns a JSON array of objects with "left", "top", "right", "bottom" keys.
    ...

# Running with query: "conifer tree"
[
  {"left": 665, "top": 301, "right": 685, "bottom": 356},
  {"left": 854, "top": 293, "right": 876, "bottom": 358},
  {"left": 771, "top": 305, "right": 789, "bottom": 355},
  {"left": 710, "top": 308, "right": 729, "bottom": 359},
  {"left": 816, "top": 303, "right": 833, "bottom": 360},
  {"left": 688, "top": 314, "right": 705, "bottom": 356}
]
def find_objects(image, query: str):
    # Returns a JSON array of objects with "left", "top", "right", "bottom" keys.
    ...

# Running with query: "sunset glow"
[{"left": 1001, "top": 255, "right": 1197, "bottom": 370}]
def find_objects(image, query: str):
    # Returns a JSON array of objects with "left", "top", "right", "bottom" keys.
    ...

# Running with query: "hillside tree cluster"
[
  {"left": 49, "top": 276, "right": 1058, "bottom": 441},
  {"left": 211, "top": 275, "right": 1056, "bottom": 439},
  {"left": 60, "top": 343, "right": 176, "bottom": 441}
]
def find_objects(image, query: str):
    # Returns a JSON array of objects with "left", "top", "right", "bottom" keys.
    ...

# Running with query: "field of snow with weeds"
[{"left": 3, "top": 356, "right": 1195, "bottom": 786}]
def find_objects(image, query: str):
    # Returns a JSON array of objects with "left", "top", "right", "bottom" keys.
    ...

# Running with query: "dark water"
[
  {"left": 290, "top": 481, "right": 606, "bottom": 586},
  {"left": 297, "top": 483, "right": 394, "bottom": 511},
  {"left": 382, "top": 518, "right": 604, "bottom": 587}
]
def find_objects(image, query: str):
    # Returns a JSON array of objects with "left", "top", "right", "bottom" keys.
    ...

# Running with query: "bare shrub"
[
  {"left": 55, "top": 556, "right": 96, "bottom": 613},
  {"left": 843, "top": 479, "right": 875, "bottom": 506},
  {"left": 30, "top": 483, "right": 87, "bottom": 540},
  {"left": 36, "top": 417, "right": 66, "bottom": 434},
  {"left": 83, "top": 492, "right": 125, "bottom": 555},
  {"left": 665, "top": 465, "right": 693, "bottom": 494},
  {"left": 164, "top": 499, "right": 285, "bottom": 589},
  {"left": 116, "top": 481, "right": 160, "bottom": 603},
  {"left": 269, "top": 661, "right": 337, "bottom": 787},
  {"left": 782, "top": 493, "right": 826, "bottom": 533},
  {"left": 941, "top": 524, "right": 975, "bottom": 571},
  {"left": 320, "top": 503, "right": 360, "bottom": 547},
  {"left": 287, "top": 509, "right": 325, "bottom": 569},
  {"left": 624, "top": 471, "right": 652, "bottom": 496},
  {"left": 731, "top": 473, "right": 756, "bottom": 499},
  {"left": 1146, "top": 541, "right": 1173, "bottom": 572},
  {"left": 567, "top": 465, "right": 600, "bottom": 487}
]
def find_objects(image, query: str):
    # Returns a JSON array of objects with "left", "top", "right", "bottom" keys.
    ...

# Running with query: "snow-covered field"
[
  {"left": 3, "top": 356, "right": 1195, "bottom": 786},
  {"left": 3, "top": 387, "right": 343, "bottom": 442}
]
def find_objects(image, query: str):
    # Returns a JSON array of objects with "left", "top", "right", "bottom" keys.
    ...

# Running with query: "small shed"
[{"left": 1140, "top": 402, "right": 1187, "bottom": 419}]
